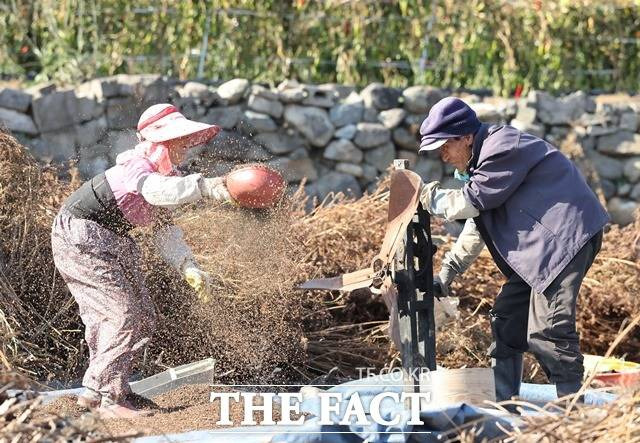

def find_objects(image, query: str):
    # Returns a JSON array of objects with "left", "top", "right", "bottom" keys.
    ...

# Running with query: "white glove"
[
  {"left": 434, "top": 267, "right": 460, "bottom": 328},
  {"left": 435, "top": 266, "right": 456, "bottom": 298},
  {"left": 182, "top": 262, "right": 212, "bottom": 303},
  {"left": 200, "top": 177, "right": 233, "bottom": 203}
]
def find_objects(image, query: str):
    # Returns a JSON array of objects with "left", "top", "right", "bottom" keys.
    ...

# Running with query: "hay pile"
[
  {"left": 576, "top": 217, "right": 640, "bottom": 358},
  {"left": 287, "top": 183, "right": 401, "bottom": 375},
  {"left": 0, "top": 130, "right": 81, "bottom": 379},
  {"left": 503, "top": 389, "right": 640, "bottom": 442},
  {"left": 449, "top": 386, "right": 640, "bottom": 442}
]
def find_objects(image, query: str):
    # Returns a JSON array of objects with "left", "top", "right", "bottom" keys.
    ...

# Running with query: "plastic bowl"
[{"left": 225, "top": 165, "right": 286, "bottom": 209}]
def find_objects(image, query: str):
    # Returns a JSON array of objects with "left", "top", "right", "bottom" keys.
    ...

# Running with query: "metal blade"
[
  {"left": 377, "top": 169, "right": 423, "bottom": 264},
  {"left": 299, "top": 267, "right": 375, "bottom": 291}
]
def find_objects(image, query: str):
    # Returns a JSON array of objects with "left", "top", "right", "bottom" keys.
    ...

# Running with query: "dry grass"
[
  {"left": 502, "top": 389, "right": 640, "bottom": 442},
  {"left": 576, "top": 218, "right": 640, "bottom": 359},
  {"left": 0, "top": 129, "right": 82, "bottom": 379},
  {"left": 446, "top": 386, "right": 640, "bottom": 443}
]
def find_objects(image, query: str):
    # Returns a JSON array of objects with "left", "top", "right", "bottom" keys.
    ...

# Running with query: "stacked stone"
[
  {"left": 0, "top": 74, "right": 174, "bottom": 178},
  {"left": 192, "top": 80, "right": 456, "bottom": 203},
  {"left": 1, "top": 75, "right": 639, "bottom": 224}
]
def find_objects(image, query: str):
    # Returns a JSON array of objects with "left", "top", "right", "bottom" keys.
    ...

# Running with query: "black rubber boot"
[
  {"left": 492, "top": 354, "right": 524, "bottom": 402},
  {"left": 556, "top": 380, "right": 583, "bottom": 401}
]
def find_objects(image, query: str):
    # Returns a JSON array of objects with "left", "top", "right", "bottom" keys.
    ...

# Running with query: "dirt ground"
[{"left": 37, "top": 384, "right": 284, "bottom": 438}]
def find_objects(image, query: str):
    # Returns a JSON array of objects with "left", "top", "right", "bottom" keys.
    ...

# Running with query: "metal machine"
[{"left": 300, "top": 160, "right": 443, "bottom": 391}]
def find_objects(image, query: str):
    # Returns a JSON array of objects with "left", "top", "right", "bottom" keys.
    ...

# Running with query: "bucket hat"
[{"left": 137, "top": 104, "right": 220, "bottom": 147}]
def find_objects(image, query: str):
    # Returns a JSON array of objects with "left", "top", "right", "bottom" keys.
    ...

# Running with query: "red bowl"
[{"left": 225, "top": 165, "right": 286, "bottom": 209}]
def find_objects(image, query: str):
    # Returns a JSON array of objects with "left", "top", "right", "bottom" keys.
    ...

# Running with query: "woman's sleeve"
[
  {"left": 138, "top": 173, "right": 204, "bottom": 207},
  {"left": 152, "top": 224, "right": 196, "bottom": 272}
]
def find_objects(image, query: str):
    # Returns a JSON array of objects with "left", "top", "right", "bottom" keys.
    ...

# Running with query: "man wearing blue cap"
[{"left": 417, "top": 97, "right": 609, "bottom": 403}]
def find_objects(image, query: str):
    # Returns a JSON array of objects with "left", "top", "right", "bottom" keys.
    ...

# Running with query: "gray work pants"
[{"left": 488, "top": 231, "right": 602, "bottom": 384}]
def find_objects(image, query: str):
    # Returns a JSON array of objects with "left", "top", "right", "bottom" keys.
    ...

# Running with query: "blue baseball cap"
[{"left": 418, "top": 97, "right": 481, "bottom": 152}]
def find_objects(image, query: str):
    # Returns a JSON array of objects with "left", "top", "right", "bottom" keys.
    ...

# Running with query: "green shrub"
[{"left": 1, "top": 0, "right": 638, "bottom": 95}]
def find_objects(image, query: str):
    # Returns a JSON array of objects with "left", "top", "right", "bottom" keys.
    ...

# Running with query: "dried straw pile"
[
  {"left": 288, "top": 183, "right": 398, "bottom": 375},
  {"left": 448, "top": 387, "right": 640, "bottom": 442},
  {"left": 494, "top": 388, "right": 640, "bottom": 442},
  {"left": 576, "top": 217, "right": 640, "bottom": 358},
  {"left": 0, "top": 129, "right": 82, "bottom": 379}
]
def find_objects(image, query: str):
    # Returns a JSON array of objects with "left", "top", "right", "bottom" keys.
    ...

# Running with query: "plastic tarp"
[{"left": 136, "top": 374, "right": 616, "bottom": 443}]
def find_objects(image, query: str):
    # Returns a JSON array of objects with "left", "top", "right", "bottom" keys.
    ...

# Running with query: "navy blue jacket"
[{"left": 462, "top": 124, "right": 609, "bottom": 293}]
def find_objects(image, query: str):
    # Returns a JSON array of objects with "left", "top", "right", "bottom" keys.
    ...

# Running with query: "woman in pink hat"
[{"left": 51, "top": 104, "right": 234, "bottom": 418}]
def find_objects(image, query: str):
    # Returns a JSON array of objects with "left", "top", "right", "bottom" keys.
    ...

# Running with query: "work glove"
[
  {"left": 183, "top": 264, "right": 212, "bottom": 303},
  {"left": 200, "top": 177, "right": 233, "bottom": 203},
  {"left": 435, "top": 265, "right": 456, "bottom": 298},
  {"left": 419, "top": 180, "right": 439, "bottom": 209},
  {"left": 419, "top": 180, "right": 480, "bottom": 221},
  {"left": 433, "top": 265, "right": 460, "bottom": 328}
]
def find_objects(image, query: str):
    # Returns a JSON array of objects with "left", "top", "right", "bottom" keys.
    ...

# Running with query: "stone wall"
[{"left": 1, "top": 75, "right": 639, "bottom": 225}]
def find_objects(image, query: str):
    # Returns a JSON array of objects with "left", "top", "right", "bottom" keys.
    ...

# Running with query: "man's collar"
[{"left": 470, "top": 123, "right": 490, "bottom": 170}]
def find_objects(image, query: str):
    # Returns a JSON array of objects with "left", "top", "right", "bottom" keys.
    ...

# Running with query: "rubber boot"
[
  {"left": 556, "top": 380, "right": 583, "bottom": 401},
  {"left": 492, "top": 354, "right": 524, "bottom": 402}
]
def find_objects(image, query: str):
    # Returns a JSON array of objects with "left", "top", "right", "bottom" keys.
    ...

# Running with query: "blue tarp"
[{"left": 136, "top": 374, "right": 616, "bottom": 443}]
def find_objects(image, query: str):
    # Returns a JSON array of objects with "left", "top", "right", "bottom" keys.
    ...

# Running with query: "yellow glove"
[{"left": 183, "top": 265, "right": 211, "bottom": 303}]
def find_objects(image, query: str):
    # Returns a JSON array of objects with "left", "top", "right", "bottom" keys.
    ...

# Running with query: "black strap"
[{"left": 63, "top": 173, "right": 134, "bottom": 235}]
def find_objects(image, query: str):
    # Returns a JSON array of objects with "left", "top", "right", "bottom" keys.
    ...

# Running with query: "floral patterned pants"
[{"left": 51, "top": 208, "right": 156, "bottom": 400}]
